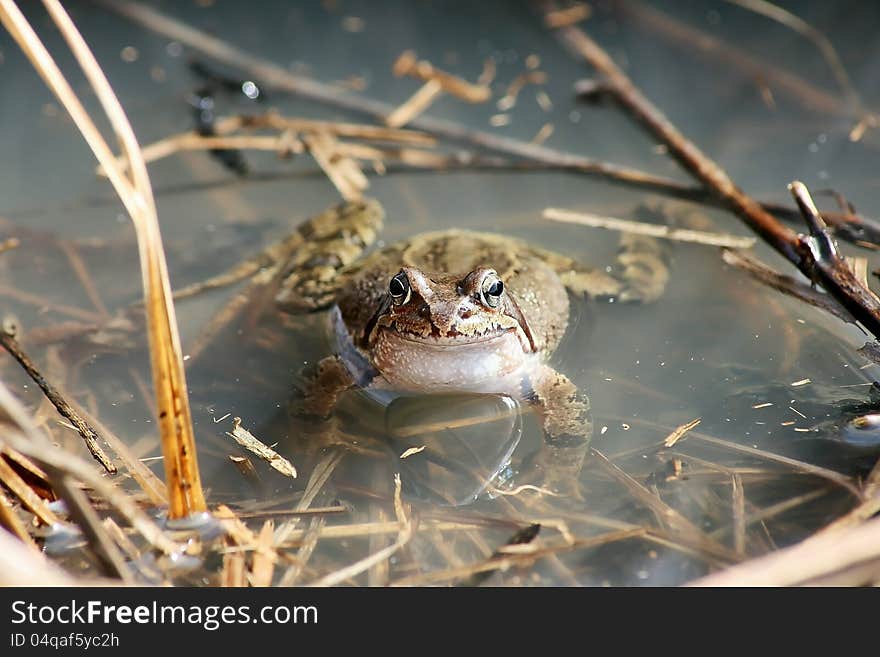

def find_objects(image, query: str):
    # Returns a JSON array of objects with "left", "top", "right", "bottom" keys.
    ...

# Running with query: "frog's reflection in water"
[{"left": 382, "top": 393, "right": 523, "bottom": 506}]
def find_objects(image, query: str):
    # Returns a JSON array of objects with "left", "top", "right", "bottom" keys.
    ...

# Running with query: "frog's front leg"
[
  {"left": 296, "top": 355, "right": 359, "bottom": 419},
  {"left": 520, "top": 363, "right": 592, "bottom": 497},
  {"left": 291, "top": 354, "right": 378, "bottom": 447}
]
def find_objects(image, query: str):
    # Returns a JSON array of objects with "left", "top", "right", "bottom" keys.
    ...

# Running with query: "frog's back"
[{"left": 337, "top": 230, "right": 571, "bottom": 354}]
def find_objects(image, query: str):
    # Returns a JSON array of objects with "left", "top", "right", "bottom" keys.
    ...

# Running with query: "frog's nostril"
[
  {"left": 419, "top": 303, "right": 431, "bottom": 317},
  {"left": 458, "top": 308, "right": 473, "bottom": 319}
]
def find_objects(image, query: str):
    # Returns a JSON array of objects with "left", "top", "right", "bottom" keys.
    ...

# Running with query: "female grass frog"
[{"left": 275, "top": 198, "right": 670, "bottom": 495}]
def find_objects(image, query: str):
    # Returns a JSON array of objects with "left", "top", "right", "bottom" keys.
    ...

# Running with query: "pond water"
[{"left": 2, "top": 0, "right": 880, "bottom": 585}]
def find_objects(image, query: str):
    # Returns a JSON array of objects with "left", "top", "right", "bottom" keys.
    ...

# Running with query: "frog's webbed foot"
[
  {"left": 289, "top": 355, "right": 360, "bottom": 449},
  {"left": 540, "top": 201, "right": 714, "bottom": 304},
  {"left": 610, "top": 227, "right": 671, "bottom": 303},
  {"left": 519, "top": 364, "right": 592, "bottom": 499},
  {"left": 275, "top": 198, "right": 384, "bottom": 313}
]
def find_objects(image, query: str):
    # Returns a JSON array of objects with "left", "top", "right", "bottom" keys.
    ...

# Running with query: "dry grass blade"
[
  {"left": 688, "top": 514, "right": 880, "bottom": 586},
  {"left": 80, "top": 408, "right": 168, "bottom": 505},
  {"left": 221, "top": 550, "right": 247, "bottom": 587},
  {"left": 226, "top": 417, "right": 297, "bottom": 478},
  {"left": 663, "top": 418, "right": 701, "bottom": 448},
  {"left": 544, "top": 2, "right": 591, "bottom": 28},
  {"left": 277, "top": 516, "right": 324, "bottom": 586},
  {"left": 722, "top": 248, "right": 854, "bottom": 323},
  {"left": 688, "top": 431, "right": 861, "bottom": 499},
  {"left": 51, "top": 474, "right": 134, "bottom": 582},
  {"left": 310, "top": 474, "right": 413, "bottom": 586},
  {"left": 545, "top": 208, "right": 756, "bottom": 248},
  {"left": 0, "top": 0, "right": 207, "bottom": 518},
  {"left": 0, "top": 487, "right": 38, "bottom": 549},
  {"left": 250, "top": 520, "right": 276, "bottom": 587},
  {"left": 590, "top": 448, "right": 735, "bottom": 558},
  {"left": 731, "top": 474, "right": 746, "bottom": 557},
  {"left": 0, "top": 450, "right": 60, "bottom": 526},
  {"left": 722, "top": 0, "right": 866, "bottom": 119},
  {"left": 0, "top": 381, "right": 182, "bottom": 556},
  {"left": 392, "top": 528, "right": 644, "bottom": 586}
]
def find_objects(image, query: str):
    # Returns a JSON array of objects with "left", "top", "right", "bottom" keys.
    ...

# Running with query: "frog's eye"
[
  {"left": 480, "top": 272, "right": 504, "bottom": 308},
  {"left": 389, "top": 272, "right": 411, "bottom": 305}
]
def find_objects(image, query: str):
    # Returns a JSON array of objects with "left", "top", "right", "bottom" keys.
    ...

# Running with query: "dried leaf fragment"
[{"left": 227, "top": 417, "right": 297, "bottom": 478}]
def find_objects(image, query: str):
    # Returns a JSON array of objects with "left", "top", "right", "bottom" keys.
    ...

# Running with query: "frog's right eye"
[{"left": 389, "top": 272, "right": 411, "bottom": 305}]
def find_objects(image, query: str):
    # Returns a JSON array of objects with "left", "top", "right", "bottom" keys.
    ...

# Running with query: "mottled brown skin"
[{"left": 279, "top": 198, "right": 670, "bottom": 496}]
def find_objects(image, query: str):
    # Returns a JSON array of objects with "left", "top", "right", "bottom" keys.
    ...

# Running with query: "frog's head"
[
  {"left": 367, "top": 265, "right": 536, "bottom": 354},
  {"left": 360, "top": 265, "right": 539, "bottom": 390}
]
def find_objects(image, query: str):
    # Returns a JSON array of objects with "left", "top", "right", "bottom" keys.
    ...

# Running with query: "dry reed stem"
[
  {"left": 221, "top": 549, "right": 247, "bottom": 587},
  {"left": 303, "top": 131, "right": 367, "bottom": 200},
  {"left": 530, "top": 122, "right": 555, "bottom": 145},
  {"left": 0, "top": 0, "right": 207, "bottom": 518},
  {"left": 102, "top": 517, "right": 144, "bottom": 566},
  {"left": 545, "top": 208, "right": 757, "bottom": 249},
  {"left": 273, "top": 450, "right": 345, "bottom": 547},
  {"left": 709, "top": 487, "right": 829, "bottom": 541}
]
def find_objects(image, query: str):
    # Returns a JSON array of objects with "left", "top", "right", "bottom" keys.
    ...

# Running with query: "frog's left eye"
[
  {"left": 480, "top": 272, "right": 504, "bottom": 308},
  {"left": 389, "top": 271, "right": 411, "bottom": 305}
]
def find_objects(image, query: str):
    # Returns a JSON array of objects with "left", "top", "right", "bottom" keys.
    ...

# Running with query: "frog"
[{"left": 274, "top": 197, "right": 670, "bottom": 495}]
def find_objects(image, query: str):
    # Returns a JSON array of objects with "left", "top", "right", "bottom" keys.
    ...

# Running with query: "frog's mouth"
[
  {"left": 380, "top": 324, "right": 534, "bottom": 353},
  {"left": 390, "top": 325, "right": 517, "bottom": 346}
]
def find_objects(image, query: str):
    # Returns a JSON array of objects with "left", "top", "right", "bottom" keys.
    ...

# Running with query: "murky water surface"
[{"left": 3, "top": 0, "right": 880, "bottom": 585}]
